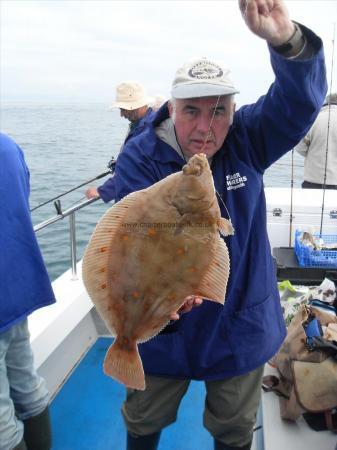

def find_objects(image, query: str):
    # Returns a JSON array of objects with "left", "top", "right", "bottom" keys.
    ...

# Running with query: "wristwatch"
[{"left": 272, "top": 22, "right": 306, "bottom": 58}]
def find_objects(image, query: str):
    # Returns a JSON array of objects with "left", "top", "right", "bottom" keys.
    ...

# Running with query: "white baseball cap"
[
  {"left": 111, "top": 81, "right": 154, "bottom": 110},
  {"left": 171, "top": 57, "right": 239, "bottom": 99}
]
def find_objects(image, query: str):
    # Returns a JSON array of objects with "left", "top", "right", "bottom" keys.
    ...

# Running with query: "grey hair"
[{"left": 169, "top": 98, "right": 177, "bottom": 123}]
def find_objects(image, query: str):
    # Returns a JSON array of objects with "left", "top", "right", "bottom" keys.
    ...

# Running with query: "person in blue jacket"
[
  {"left": 112, "top": 1, "right": 327, "bottom": 449},
  {"left": 0, "top": 133, "right": 56, "bottom": 450},
  {"left": 85, "top": 81, "right": 155, "bottom": 202}
]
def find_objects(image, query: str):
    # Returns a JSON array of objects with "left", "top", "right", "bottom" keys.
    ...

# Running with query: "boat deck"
[
  {"left": 50, "top": 336, "right": 337, "bottom": 450},
  {"left": 50, "top": 337, "right": 233, "bottom": 450}
]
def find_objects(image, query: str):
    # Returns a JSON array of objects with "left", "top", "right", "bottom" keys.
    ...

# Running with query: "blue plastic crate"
[{"left": 294, "top": 230, "right": 337, "bottom": 268}]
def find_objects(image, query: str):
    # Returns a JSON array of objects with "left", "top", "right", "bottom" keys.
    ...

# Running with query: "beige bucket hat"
[{"left": 111, "top": 81, "right": 154, "bottom": 110}]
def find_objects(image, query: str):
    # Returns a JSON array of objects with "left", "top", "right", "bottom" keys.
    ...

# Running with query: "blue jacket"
[
  {"left": 113, "top": 28, "right": 327, "bottom": 380},
  {"left": 98, "top": 108, "right": 155, "bottom": 203},
  {"left": 0, "top": 133, "right": 56, "bottom": 333}
]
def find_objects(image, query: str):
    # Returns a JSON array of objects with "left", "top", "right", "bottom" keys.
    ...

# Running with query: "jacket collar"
[{"left": 146, "top": 102, "right": 186, "bottom": 165}]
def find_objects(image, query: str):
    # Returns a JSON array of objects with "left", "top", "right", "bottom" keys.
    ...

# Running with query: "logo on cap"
[{"left": 188, "top": 61, "right": 223, "bottom": 80}]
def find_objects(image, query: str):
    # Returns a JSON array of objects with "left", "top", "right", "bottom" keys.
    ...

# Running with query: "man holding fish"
[{"left": 91, "top": 0, "right": 328, "bottom": 449}]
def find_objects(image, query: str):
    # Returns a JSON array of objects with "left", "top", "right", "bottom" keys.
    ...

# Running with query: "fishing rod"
[
  {"left": 319, "top": 23, "right": 336, "bottom": 237},
  {"left": 30, "top": 157, "right": 116, "bottom": 212},
  {"left": 288, "top": 149, "right": 294, "bottom": 247}
]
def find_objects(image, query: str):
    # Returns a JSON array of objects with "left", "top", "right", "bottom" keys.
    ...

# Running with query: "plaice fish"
[{"left": 82, "top": 153, "right": 233, "bottom": 390}]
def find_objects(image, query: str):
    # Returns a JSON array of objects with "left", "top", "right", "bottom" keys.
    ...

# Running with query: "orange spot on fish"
[
  {"left": 100, "top": 247, "right": 108, "bottom": 253},
  {"left": 99, "top": 267, "right": 106, "bottom": 273},
  {"left": 122, "top": 235, "right": 129, "bottom": 241},
  {"left": 132, "top": 291, "right": 140, "bottom": 299},
  {"left": 187, "top": 267, "right": 197, "bottom": 273},
  {"left": 148, "top": 228, "right": 157, "bottom": 236},
  {"left": 176, "top": 248, "right": 184, "bottom": 255},
  {"left": 101, "top": 283, "right": 107, "bottom": 289}
]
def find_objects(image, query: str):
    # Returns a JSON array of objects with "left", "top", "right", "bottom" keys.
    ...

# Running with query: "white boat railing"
[{"left": 33, "top": 196, "right": 100, "bottom": 278}]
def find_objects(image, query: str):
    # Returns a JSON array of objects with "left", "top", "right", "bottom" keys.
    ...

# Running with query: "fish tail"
[{"left": 103, "top": 336, "right": 145, "bottom": 390}]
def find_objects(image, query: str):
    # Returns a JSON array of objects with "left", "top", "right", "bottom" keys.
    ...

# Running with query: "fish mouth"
[{"left": 183, "top": 153, "right": 208, "bottom": 176}]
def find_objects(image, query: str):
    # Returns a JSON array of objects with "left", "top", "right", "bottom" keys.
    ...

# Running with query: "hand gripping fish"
[{"left": 82, "top": 153, "right": 233, "bottom": 390}]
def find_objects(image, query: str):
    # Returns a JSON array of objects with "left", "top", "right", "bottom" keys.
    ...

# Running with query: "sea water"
[{"left": 1, "top": 102, "right": 304, "bottom": 281}]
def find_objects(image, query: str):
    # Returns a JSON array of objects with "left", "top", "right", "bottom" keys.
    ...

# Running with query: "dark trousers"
[
  {"left": 122, "top": 366, "right": 264, "bottom": 448},
  {"left": 302, "top": 181, "right": 337, "bottom": 190}
]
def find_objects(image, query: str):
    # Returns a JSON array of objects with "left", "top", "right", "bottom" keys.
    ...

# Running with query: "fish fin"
[
  {"left": 138, "top": 319, "right": 171, "bottom": 344},
  {"left": 217, "top": 218, "right": 234, "bottom": 237},
  {"left": 103, "top": 336, "right": 145, "bottom": 391},
  {"left": 195, "top": 238, "right": 230, "bottom": 304},
  {"left": 82, "top": 192, "right": 144, "bottom": 327}
]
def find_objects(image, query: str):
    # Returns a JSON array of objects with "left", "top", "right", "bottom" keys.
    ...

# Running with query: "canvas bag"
[{"left": 263, "top": 303, "right": 337, "bottom": 431}]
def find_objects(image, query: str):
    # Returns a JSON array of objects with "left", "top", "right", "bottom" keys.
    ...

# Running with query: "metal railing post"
[
  {"left": 33, "top": 196, "right": 104, "bottom": 280},
  {"left": 69, "top": 212, "right": 78, "bottom": 280}
]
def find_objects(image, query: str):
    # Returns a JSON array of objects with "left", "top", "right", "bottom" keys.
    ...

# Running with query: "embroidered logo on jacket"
[{"left": 226, "top": 172, "right": 247, "bottom": 191}]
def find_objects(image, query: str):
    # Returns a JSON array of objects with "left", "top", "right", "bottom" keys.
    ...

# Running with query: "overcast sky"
[{"left": 1, "top": 0, "right": 336, "bottom": 106}]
